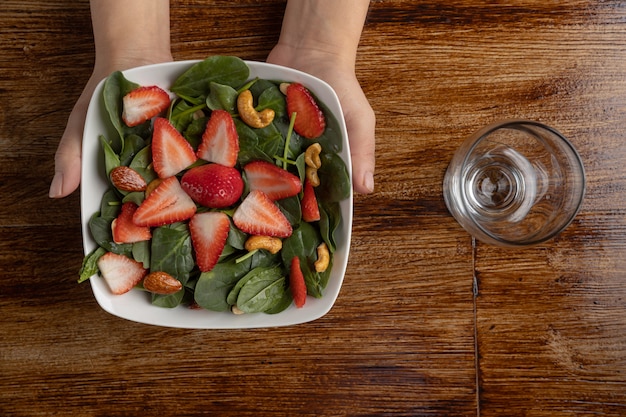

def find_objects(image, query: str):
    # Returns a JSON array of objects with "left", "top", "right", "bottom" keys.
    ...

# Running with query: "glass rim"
[{"left": 445, "top": 119, "right": 587, "bottom": 247}]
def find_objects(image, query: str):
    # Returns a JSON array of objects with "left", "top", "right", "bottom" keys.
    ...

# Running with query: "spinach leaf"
[
  {"left": 319, "top": 201, "right": 341, "bottom": 253},
  {"left": 237, "top": 267, "right": 286, "bottom": 313},
  {"left": 132, "top": 240, "right": 151, "bottom": 268},
  {"left": 256, "top": 84, "right": 286, "bottom": 118},
  {"left": 264, "top": 287, "right": 292, "bottom": 314},
  {"left": 317, "top": 152, "right": 351, "bottom": 202},
  {"left": 170, "top": 56, "right": 249, "bottom": 98},
  {"left": 281, "top": 222, "right": 321, "bottom": 267},
  {"left": 226, "top": 265, "right": 281, "bottom": 306},
  {"left": 152, "top": 290, "right": 185, "bottom": 309},
  {"left": 194, "top": 257, "right": 253, "bottom": 311},
  {"left": 119, "top": 134, "right": 146, "bottom": 167},
  {"left": 129, "top": 145, "right": 157, "bottom": 185},
  {"left": 300, "top": 257, "right": 323, "bottom": 298},
  {"left": 88, "top": 189, "right": 133, "bottom": 256},
  {"left": 206, "top": 82, "right": 238, "bottom": 112},
  {"left": 226, "top": 222, "right": 248, "bottom": 250},
  {"left": 78, "top": 246, "right": 107, "bottom": 283},
  {"left": 170, "top": 99, "right": 204, "bottom": 134},
  {"left": 99, "top": 135, "right": 120, "bottom": 178},
  {"left": 183, "top": 116, "right": 208, "bottom": 149},
  {"left": 149, "top": 226, "right": 195, "bottom": 308},
  {"left": 150, "top": 226, "right": 194, "bottom": 284},
  {"left": 277, "top": 195, "right": 302, "bottom": 227},
  {"left": 234, "top": 119, "right": 274, "bottom": 165}
]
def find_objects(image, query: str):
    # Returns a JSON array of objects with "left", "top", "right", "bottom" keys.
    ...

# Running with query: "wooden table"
[{"left": 2, "top": 1, "right": 625, "bottom": 415}]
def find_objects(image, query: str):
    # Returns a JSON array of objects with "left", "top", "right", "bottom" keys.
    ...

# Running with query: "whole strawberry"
[{"left": 181, "top": 163, "right": 244, "bottom": 208}]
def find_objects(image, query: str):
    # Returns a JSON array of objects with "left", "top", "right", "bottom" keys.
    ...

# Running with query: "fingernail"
[
  {"left": 364, "top": 171, "right": 374, "bottom": 193},
  {"left": 49, "top": 173, "right": 63, "bottom": 198}
]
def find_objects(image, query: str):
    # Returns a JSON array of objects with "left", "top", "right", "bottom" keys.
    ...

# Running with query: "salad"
[{"left": 79, "top": 56, "right": 350, "bottom": 316}]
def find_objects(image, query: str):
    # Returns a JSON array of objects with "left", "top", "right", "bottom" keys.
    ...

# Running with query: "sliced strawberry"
[
  {"left": 122, "top": 85, "right": 170, "bottom": 127},
  {"left": 111, "top": 202, "right": 152, "bottom": 243},
  {"left": 285, "top": 82, "right": 326, "bottom": 139},
  {"left": 301, "top": 179, "right": 321, "bottom": 222},
  {"left": 196, "top": 110, "right": 239, "bottom": 167},
  {"left": 233, "top": 190, "right": 293, "bottom": 238},
  {"left": 189, "top": 212, "right": 230, "bottom": 272},
  {"left": 289, "top": 256, "right": 307, "bottom": 308},
  {"left": 132, "top": 176, "right": 197, "bottom": 227},
  {"left": 180, "top": 164, "right": 244, "bottom": 208},
  {"left": 243, "top": 161, "right": 302, "bottom": 201},
  {"left": 152, "top": 117, "right": 198, "bottom": 178},
  {"left": 97, "top": 252, "right": 147, "bottom": 295}
]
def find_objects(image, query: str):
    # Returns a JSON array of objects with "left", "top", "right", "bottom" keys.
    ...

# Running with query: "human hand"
[
  {"left": 267, "top": 47, "right": 375, "bottom": 194},
  {"left": 49, "top": 56, "right": 172, "bottom": 198},
  {"left": 49, "top": 0, "right": 172, "bottom": 198}
]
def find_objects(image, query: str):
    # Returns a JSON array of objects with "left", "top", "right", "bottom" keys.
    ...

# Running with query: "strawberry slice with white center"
[
  {"left": 233, "top": 190, "right": 293, "bottom": 238},
  {"left": 243, "top": 160, "right": 302, "bottom": 201},
  {"left": 152, "top": 117, "right": 198, "bottom": 178},
  {"left": 285, "top": 82, "right": 326, "bottom": 139},
  {"left": 196, "top": 110, "right": 239, "bottom": 167},
  {"left": 132, "top": 176, "right": 197, "bottom": 227},
  {"left": 122, "top": 85, "right": 171, "bottom": 127},
  {"left": 97, "top": 252, "right": 148, "bottom": 295},
  {"left": 111, "top": 202, "right": 152, "bottom": 243},
  {"left": 189, "top": 212, "right": 230, "bottom": 272}
]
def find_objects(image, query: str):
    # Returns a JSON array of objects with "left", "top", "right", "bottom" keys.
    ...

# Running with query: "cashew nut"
[
  {"left": 237, "top": 89, "right": 275, "bottom": 128},
  {"left": 306, "top": 166, "right": 320, "bottom": 187},
  {"left": 244, "top": 235, "right": 283, "bottom": 254},
  {"left": 279, "top": 82, "right": 290, "bottom": 95},
  {"left": 231, "top": 305, "right": 245, "bottom": 315},
  {"left": 314, "top": 242, "right": 330, "bottom": 273},
  {"left": 145, "top": 178, "right": 164, "bottom": 198},
  {"left": 305, "top": 143, "right": 322, "bottom": 169}
]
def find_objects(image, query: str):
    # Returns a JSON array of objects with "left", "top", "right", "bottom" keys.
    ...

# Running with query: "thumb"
[
  {"left": 49, "top": 93, "right": 91, "bottom": 198},
  {"left": 342, "top": 90, "right": 376, "bottom": 194}
]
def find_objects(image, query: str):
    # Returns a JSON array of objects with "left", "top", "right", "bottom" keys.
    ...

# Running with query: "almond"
[
  {"left": 143, "top": 271, "right": 183, "bottom": 295},
  {"left": 110, "top": 166, "right": 147, "bottom": 192}
]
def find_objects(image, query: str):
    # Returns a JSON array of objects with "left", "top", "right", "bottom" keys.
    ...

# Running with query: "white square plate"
[{"left": 81, "top": 60, "right": 352, "bottom": 328}]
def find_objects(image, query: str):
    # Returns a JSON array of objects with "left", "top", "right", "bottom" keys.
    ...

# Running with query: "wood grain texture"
[{"left": 1, "top": 0, "right": 625, "bottom": 416}]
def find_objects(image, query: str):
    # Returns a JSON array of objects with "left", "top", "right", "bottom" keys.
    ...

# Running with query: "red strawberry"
[
  {"left": 289, "top": 256, "right": 307, "bottom": 308},
  {"left": 132, "top": 176, "right": 197, "bottom": 227},
  {"left": 111, "top": 202, "right": 152, "bottom": 243},
  {"left": 122, "top": 85, "right": 170, "bottom": 127},
  {"left": 189, "top": 212, "right": 230, "bottom": 272},
  {"left": 301, "top": 179, "right": 321, "bottom": 222},
  {"left": 232, "top": 190, "right": 293, "bottom": 238},
  {"left": 197, "top": 110, "right": 239, "bottom": 167},
  {"left": 97, "top": 252, "right": 147, "bottom": 295},
  {"left": 180, "top": 164, "right": 244, "bottom": 208},
  {"left": 152, "top": 117, "right": 198, "bottom": 178},
  {"left": 243, "top": 161, "right": 302, "bottom": 201},
  {"left": 285, "top": 82, "right": 326, "bottom": 139}
]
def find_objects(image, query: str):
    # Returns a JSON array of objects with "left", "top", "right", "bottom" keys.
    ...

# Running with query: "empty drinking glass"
[{"left": 443, "top": 120, "right": 586, "bottom": 247}]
